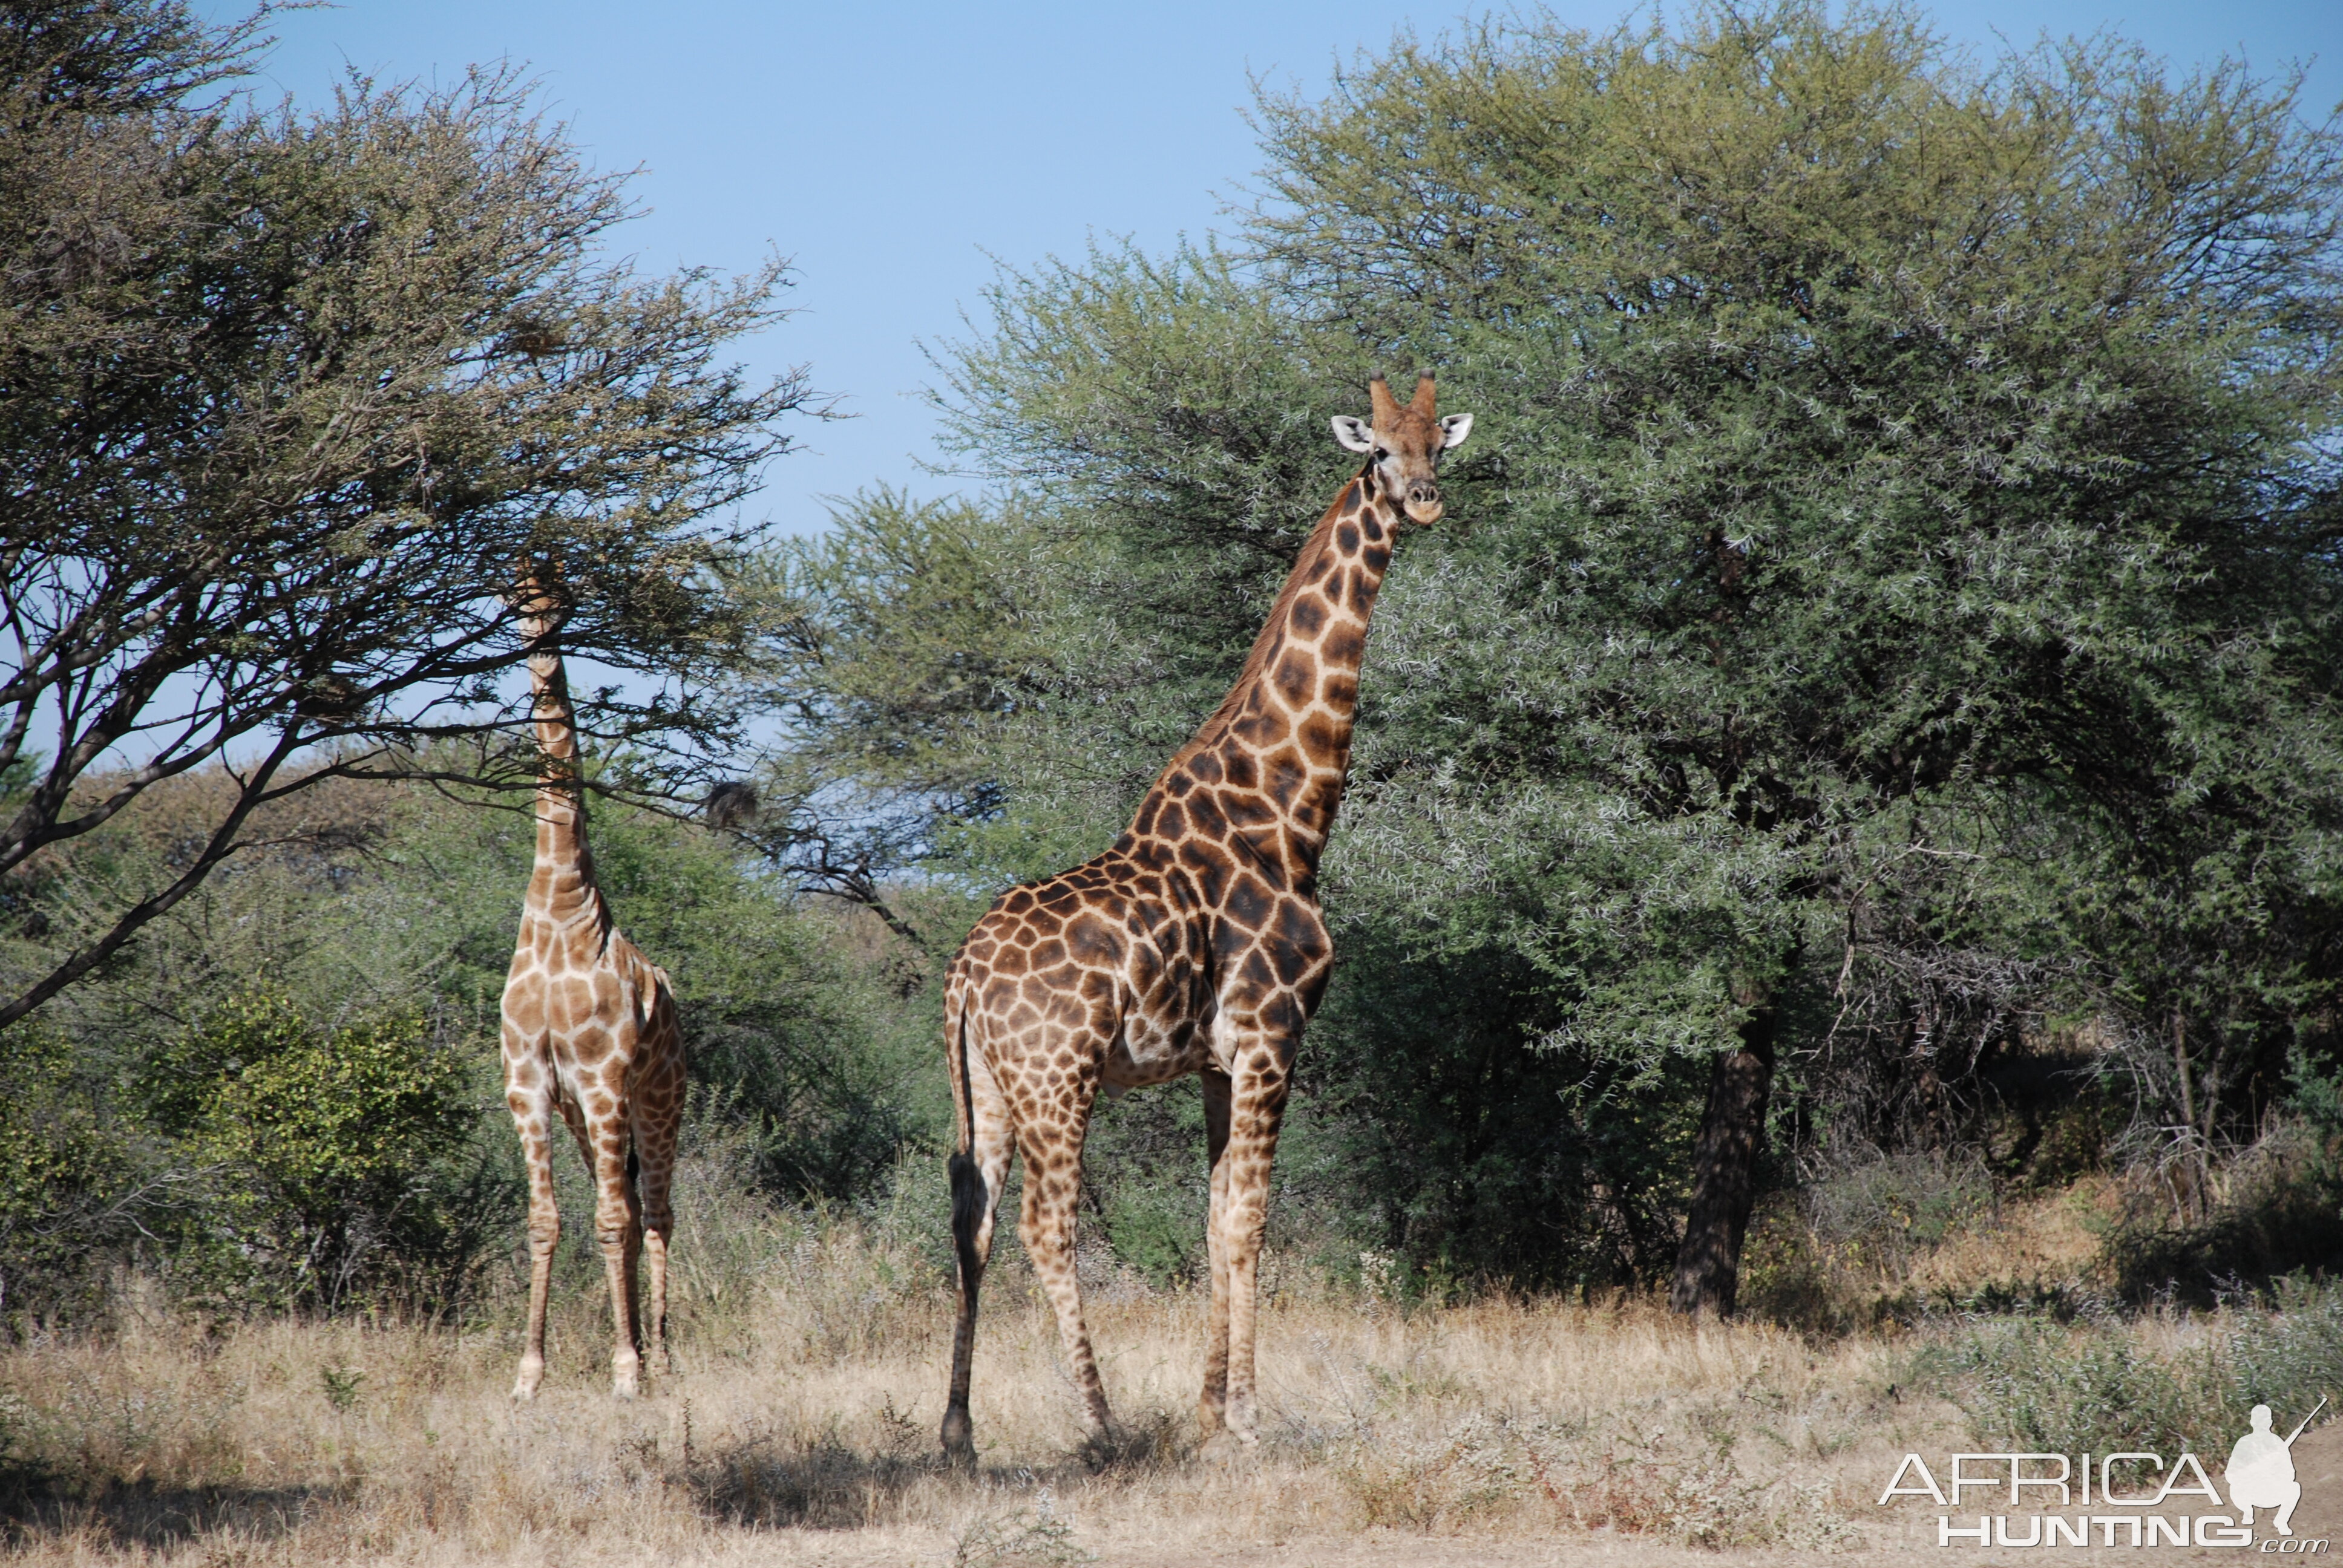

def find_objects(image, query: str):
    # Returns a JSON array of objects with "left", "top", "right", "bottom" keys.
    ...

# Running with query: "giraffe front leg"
[
  {"left": 506, "top": 1072, "right": 561, "bottom": 1401},
  {"left": 588, "top": 1120, "right": 645, "bottom": 1400},
  {"left": 1197, "top": 1068, "right": 1233, "bottom": 1439},
  {"left": 632, "top": 1047, "right": 683, "bottom": 1377},
  {"left": 1018, "top": 1127, "right": 1112, "bottom": 1442},
  {"left": 1217, "top": 1039, "right": 1294, "bottom": 1445}
]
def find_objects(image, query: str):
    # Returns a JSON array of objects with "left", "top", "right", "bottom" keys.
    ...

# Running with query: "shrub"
[
  {"left": 1916, "top": 1278, "right": 2343, "bottom": 1459},
  {"left": 145, "top": 991, "right": 500, "bottom": 1313},
  {"left": 0, "top": 1030, "right": 166, "bottom": 1329},
  {"left": 1741, "top": 1153, "right": 1997, "bottom": 1331}
]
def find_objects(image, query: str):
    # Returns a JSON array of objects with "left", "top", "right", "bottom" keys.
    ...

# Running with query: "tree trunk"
[{"left": 1669, "top": 989, "right": 1781, "bottom": 1317}]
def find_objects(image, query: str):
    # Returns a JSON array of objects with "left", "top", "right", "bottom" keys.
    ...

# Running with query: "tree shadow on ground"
[
  {"left": 0, "top": 1471, "right": 347, "bottom": 1552},
  {"left": 687, "top": 1410, "right": 1183, "bottom": 1529}
]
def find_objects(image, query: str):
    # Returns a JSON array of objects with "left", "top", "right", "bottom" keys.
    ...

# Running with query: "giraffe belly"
[{"left": 1101, "top": 1004, "right": 1213, "bottom": 1091}]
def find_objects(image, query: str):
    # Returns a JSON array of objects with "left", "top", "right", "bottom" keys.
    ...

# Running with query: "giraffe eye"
[{"left": 1372, "top": 447, "right": 1388, "bottom": 460}]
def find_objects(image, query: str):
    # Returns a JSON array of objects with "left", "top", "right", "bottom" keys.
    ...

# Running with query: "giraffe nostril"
[{"left": 1409, "top": 483, "right": 1440, "bottom": 506}]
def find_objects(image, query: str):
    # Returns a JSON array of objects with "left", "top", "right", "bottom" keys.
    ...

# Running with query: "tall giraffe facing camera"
[
  {"left": 499, "top": 579, "right": 686, "bottom": 1402},
  {"left": 939, "top": 376, "right": 1473, "bottom": 1459}
]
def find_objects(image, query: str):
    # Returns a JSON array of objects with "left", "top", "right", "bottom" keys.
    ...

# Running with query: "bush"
[
  {"left": 2100, "top": 1124, "right": 2343, "bottom": 1304},
  {"left": 142, "top": 991, "right": 503, "bottom": 1313},
  {"left": 1915, "top": 1277, "right": 2343, "bottom": 1460},
  {"left": 0, "top": 1030, "right": 166, "bottom": 1329},
  {"left": 1739, "top": 1154, "right": 1999, "bottom": 1331}
]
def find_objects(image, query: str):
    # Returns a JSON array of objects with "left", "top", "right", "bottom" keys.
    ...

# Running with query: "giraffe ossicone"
[
  {"left": 939, "top": 374, "right": 1473, "bottom": 1459},
  {"left": 499, "top": 576, "right": 686, "bottom": 1402}
]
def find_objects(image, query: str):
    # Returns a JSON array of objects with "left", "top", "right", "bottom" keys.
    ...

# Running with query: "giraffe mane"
[{"left": 1155, "top": 476, "right": 1363, "bottom": 778}]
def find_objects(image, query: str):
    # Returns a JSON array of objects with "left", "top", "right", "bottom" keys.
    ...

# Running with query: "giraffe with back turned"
[
  {"left": 940, "top": 376, "right": 1473, "bottom": 1458},
  {"left": 499, "top": 578, "right": 686, "bottom": 1402}
]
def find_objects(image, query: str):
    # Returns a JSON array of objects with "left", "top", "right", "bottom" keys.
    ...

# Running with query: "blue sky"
[{"left": 214, "top": 1, "right": 2341, "bottom": 540}]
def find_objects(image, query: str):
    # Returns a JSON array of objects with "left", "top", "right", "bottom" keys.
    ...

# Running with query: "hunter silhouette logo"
[
  {"left": 1879, "top": 1397, "right": 2330, "bottom": 1550},
  {"left": 2230, "top": 1399, "right": 2325, "bottom": 1537}
]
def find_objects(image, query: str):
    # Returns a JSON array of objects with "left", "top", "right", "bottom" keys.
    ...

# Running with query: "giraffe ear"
[
  {"left": 1439, "top": 413, "right": 1475, "bottom": 450},
  {"left": 1330, "top": 415, "right": 1375, "bottom": 454}
]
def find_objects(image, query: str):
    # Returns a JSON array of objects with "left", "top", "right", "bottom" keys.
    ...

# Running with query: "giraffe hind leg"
[
  {"left": 1018, "top": 1111, "right": 1113, "bottom": 1442},
  {"left": 1197, "top": 1067, "right": 1234, "bottom": 1437},
  {"left": 942, "top": 1053, "right": 1013, "bottom": 1463},
  {"left": 631, "top": 1048, "right": 682, "bottom": 1378}
]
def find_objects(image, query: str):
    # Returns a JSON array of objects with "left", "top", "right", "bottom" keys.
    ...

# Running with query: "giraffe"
[
  {"left": 500, "top": 579, "right": 686, "bottom": 1402},
  {"left": 939, "top": 375, "right": 1473, "bottom": 1459}
]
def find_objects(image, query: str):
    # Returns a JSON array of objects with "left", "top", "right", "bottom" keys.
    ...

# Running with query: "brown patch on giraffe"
[{"left": 1271, "top": 650, "right": 1315, "bottom": 709}]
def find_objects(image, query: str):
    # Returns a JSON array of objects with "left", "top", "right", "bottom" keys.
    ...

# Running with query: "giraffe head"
[
  {"left": 1329, "top": 374, "right": 1473, "bottom": 525},
  {"left": 507, "top": 569, "right": 569, "bottom": 643}
]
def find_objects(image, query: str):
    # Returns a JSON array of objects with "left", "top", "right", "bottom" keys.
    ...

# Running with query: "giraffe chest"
[{"left": 503, "top": 915, "right": 675, "bottom": 1068}]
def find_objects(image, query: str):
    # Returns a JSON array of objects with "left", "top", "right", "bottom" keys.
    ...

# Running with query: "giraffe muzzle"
[{"left": 1403, "top": 481, "right": 1444, "bottom": 523}]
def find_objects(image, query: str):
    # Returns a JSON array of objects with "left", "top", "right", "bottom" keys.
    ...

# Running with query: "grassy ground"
[
  {"left": 1, "top": 1275, "right": 1920, "bottom": 1564},
  {"left": 4, "top": 1186, "right": 2332, "bottom": 1566}
]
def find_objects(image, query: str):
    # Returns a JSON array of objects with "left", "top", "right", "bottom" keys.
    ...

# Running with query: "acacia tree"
[
  {"left": 732, "top": 489, "right": 1038, "bottom": 944},
  {"left": 1247, "top": 4, "right": 2343, "bottom": 1310},
  {"left": 925, "top": 4, "right": 2343, "bottom": 1305},
  {"left": 0, "top": 2, "right": 819, "bottom": 1025}
]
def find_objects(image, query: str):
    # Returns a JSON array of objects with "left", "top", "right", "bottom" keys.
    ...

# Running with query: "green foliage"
[
  {"left": 175, "top": 998, "right": 471, "bottom": 1200},
  {"left": 140, "top": 991, "right": 487, "bottom": 1313},
  {"left": 0, "top": 1029, "right": 159, "bottom": 1324},
  {"left": 1083, "top": 1081, "right": 1210, "bottom": 1288},
  {"left": 736, "top": 489, "right": 1041, "bottom": 925},
  {"left": 899, "top": 0, "right": 2343, "bottom": 1292},
  {"left": 1919, "top": 1278, "right": 2343, "bottom": 1457}
]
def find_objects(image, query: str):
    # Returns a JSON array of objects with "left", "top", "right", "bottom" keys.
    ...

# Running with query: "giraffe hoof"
[
  {"left": 512, "top": 1359, "right": 545, "bottom": 1400},
  {"left": 1197, "top": 1429, "right": 1253, "bottom": 1466},
  {"left": 941, "top": 1408, "right": 976, "bottom": 1466}
]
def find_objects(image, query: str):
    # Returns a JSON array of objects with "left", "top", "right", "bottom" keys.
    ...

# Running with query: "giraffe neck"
[
  {"left": 1119, "top": 472, "right": 1400, "bottom": 886},
  {"left": 524, "top": 648, "right": 609, "bottom": 932}
]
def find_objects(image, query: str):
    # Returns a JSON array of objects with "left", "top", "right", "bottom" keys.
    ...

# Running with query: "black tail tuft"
[{"left": 948, "top": 1151, "right": 986, "bottom": 1281}]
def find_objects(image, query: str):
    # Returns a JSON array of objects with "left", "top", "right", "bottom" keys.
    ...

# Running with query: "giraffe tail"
[{"left": 945, "top": 989, "right": 986, "bottom": 1282}]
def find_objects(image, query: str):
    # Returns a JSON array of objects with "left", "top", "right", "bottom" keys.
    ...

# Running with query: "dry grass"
[
  {"left": 0, "top": 1215, "right": 1999, "bottom": 1567},
  {"left": 1740, "top": 1172, "right": 2116, "bottom": 1331},
  {"left": 29, "top": 1165, "right": 2319, "bottom": 1567}
]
